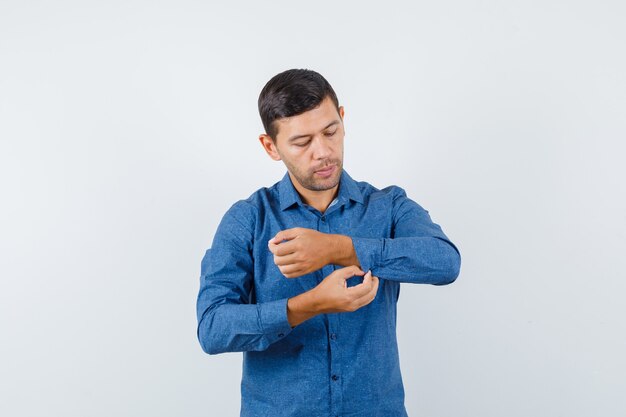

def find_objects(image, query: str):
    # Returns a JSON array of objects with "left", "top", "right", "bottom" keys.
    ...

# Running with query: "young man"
[{"left": 196, "top": 69, "right": 461, "bottom": 417}]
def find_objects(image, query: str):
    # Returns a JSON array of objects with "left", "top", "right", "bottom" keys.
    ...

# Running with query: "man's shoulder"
[
  {"left": 353, "top": 179, "right": 431, "bottom": 225},
  {"left": 353, "top": 177, "right": 409, "bottom": 203},
  {"left": 352, "top": 177, "right": 428, "bottom": 217},
  {"left": 238, "top": 178, "right": 282, "bottom": 208},
  {"left": 221, "top": 180, "right": 281, "bottom": 224}
]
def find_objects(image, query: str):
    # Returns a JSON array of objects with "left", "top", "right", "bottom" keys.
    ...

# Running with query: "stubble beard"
[{"left": 285, "top": 157, "right": 343, "bottom": 192}]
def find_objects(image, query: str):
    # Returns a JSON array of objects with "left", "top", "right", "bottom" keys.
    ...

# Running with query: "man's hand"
[
  {"left": 268, "top": 227, "right": 360, "bottom": 278},
  {"left": 268, "top": 227, "right": 332, "bottom": 278},
  {"left": 286, "top": 266, "right": 380, "bottom": 327},
  {"left": 312, "top": 266, "right": 380, "bottom": 314}
]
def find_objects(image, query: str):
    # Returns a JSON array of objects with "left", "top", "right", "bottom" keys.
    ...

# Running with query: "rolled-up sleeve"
[
  {"left": 352, "top": 187, "right": 461, "bottom": 285},
  {"left": 196, "top": 202, "right": 293, "bottom": 355}
]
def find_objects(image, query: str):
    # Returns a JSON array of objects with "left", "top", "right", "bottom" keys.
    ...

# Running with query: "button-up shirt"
[{"left": 196, "top": 170, "right": 461, "bottom": 417}]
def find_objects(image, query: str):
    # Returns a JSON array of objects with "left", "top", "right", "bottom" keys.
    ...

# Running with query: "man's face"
[{"left": 260, "top": 96, "right": 345, "bottom": 192}]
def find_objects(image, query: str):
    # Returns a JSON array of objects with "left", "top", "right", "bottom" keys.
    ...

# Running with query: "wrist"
[
  {"left": 287, "top": 290, "right": 320, "bottom": 327},
  {"left": 322, "top": 233, "right": 338, "bottom": 265},
  {"left": 330, "top": 234, "right": 358, "bottom": 267}
]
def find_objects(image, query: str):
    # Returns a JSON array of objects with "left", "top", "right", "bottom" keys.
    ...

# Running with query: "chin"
[{"left": 312, "top": 176, "right": 341, "bottom": 191}]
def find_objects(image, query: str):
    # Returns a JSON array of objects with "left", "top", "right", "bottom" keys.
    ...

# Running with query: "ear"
[
  {"left": 259, "top": 134, "right": 282, "bottom": 161},
  {"left": 338, "top": 106, "right": 345, "bottom": 134}
]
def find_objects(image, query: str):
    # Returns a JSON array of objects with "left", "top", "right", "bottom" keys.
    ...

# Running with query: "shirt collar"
[{"left": 277, "top": 169, "right": 364, "bottom": 211}]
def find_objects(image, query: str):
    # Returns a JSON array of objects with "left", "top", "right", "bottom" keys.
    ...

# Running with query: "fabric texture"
[{"left": 196, "top": 170, "right": 461, "bottom": 417}]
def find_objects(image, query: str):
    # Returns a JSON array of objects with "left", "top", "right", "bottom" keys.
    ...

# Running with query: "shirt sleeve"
[
  {"left": 196, "top": 202, "right": 293, "bottom": 355},
  {"left": 351, "top": 187, "right": 461, "bottom": 285}
]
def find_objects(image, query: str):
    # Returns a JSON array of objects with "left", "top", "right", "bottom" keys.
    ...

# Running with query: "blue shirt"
[{"left": 196, "top": 170, "right": 461, "bottom": 417}]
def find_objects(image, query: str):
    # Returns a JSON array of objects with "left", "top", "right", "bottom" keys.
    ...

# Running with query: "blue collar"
[{"left": 277, "top": 169, "right": 364, "bottom": 211}]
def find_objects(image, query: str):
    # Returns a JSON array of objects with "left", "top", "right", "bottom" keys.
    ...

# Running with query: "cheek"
[{"left": 283, "top": 153, "right": 308, "bottom": 171}]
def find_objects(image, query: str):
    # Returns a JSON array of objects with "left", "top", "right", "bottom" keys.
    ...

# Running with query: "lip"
[{"left": 314, "top": 164, "right": 336, "bottom": 177}]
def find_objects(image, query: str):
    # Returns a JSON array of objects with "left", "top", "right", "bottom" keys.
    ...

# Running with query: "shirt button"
[
  {"left": 321, "top": 216, "right": 326, "bottom": 222},
  {"left": 278, "top": 333, "right": 284, "bottom": 338},
  {"left": 331, "top": 374, "right": 339, "bottom": 381},
  {"left": 330, "top": 333, "right": 337, "bottom": 340}
]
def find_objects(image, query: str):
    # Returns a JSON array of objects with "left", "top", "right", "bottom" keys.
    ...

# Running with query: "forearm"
[
  {"left": 327, "top": 234, "right": 360, "bottom": 268},
  {"left": 351, "top": 235, "right": 461, "bottom": 285},
  {"left": 197, "top": 298, "right": 292, "bottom": 355},
  {"left": 287, "top": 290, "right": 319, "bottom": 327}
]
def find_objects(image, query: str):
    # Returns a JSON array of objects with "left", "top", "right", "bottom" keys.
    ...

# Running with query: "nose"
[{"left": 310, "top": 135, "right": 332, "bottom": 160}]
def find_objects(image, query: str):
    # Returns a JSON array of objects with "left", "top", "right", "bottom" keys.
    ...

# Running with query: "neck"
[{"left": 289, "top": 172, "right": 339, "bottom": 213}]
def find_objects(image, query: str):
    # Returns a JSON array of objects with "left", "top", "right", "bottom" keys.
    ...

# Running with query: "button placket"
[
  {"left": 327, "top": 310, "right": 342, "bottom": 415},
  {"left": 317, "top": 210, "right": 342, "bottom": 415}
]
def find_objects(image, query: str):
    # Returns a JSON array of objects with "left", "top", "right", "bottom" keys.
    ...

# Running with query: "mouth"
[{"left": 314, "top": 164, "right": 336, "bottom": 177}]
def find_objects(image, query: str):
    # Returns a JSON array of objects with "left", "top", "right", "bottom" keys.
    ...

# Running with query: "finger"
[
  {"left": 273, "top": 240, "right": 297, "bottom": 257},
  {"left": 278, "top": 264, "right": 302, "bottom": 278},
  {"left": 268, "top": 239, "right": 296, "bottom": 256},
  {"left": 347, "top": 269, "right": 371, "bottom": 288},
  {"left": 351, "top": 274, "right": 378, "bottom": 301},
  {"left": 362, "top": 270, "right": 372, "bottom": 284},
  {"left": 270, "top": 228, "right": 300, "bottom": 244},
  {"left": 352, "top": 276, "right": 379, "bottom": 308},
  {"left": 346, "top": 272, "right": 375, "bottom": 298},
  {"left": 267, "top": 241, "right": 278, "bottom": 255},
  {"left": 336, "top": 265, "right": 365, "bottom": 279},
  {"left": 273, "top": 252, "right": 299, "bottom": 266}
]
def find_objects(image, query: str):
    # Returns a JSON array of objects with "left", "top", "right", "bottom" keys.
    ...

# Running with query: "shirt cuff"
[
  {"left": 258, "top": 298, "right": 293, "bottom": 342},
  {"left": 351, "top": 237, "right": 384, "bottom": 273}
]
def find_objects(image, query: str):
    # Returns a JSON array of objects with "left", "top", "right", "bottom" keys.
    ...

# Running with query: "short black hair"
[{"left": 258, "top": 69, "right": 340, "bottom": 141}]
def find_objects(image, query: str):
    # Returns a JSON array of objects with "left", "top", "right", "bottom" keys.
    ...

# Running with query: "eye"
[
  {"left": 293, "top": 141, "right": 310, "bottom": 148},
  {"left": 324, "top": 130, "right": 337, "bottom": 137}
]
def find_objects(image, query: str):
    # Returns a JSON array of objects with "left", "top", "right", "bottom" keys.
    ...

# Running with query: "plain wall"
[{"left": 1, "top": 1, "right": 625, "bottom": 416}]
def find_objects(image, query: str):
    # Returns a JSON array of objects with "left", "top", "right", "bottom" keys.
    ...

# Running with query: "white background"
[{"left": 1, "top": 1, "right": 625, "bottom": 416}]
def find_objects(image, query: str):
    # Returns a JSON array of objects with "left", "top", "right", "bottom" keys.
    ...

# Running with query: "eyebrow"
[{"left": 288, "top": 120, "right": 340, "bottom": 142}]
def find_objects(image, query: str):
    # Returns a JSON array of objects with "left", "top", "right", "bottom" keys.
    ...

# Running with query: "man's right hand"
[{"left": 286, "top": 266, "right": 380, "bottom": 327}]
